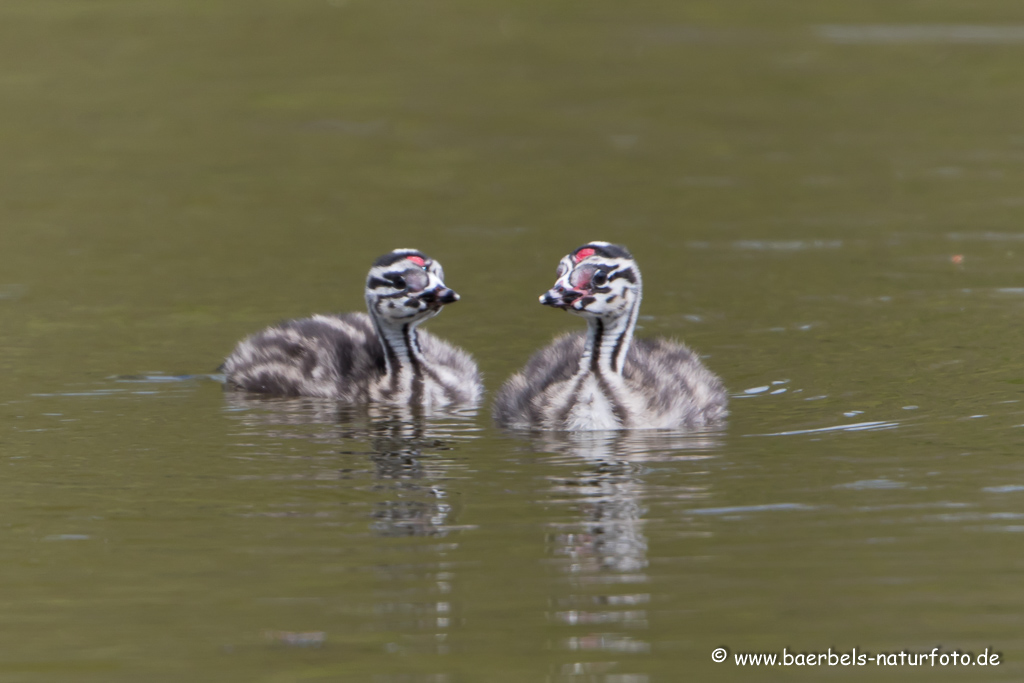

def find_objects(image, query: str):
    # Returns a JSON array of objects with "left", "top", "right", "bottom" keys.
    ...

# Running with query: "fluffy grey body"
[
  {"left": 493, "top": 242, "right": 727, "bottom": 431},
  {"left": 223, "top": 313, "right": 480, "bottom": 407},
  {"left": 494, "top": 333, "right": 725, "bottom": 430},
  {"left": 222, "top": 249, "right": 482, "bottom": 410}
]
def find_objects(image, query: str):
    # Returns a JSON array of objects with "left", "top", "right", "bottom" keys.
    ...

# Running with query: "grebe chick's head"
[
  {"left": 540, "top": 242, "right": 641, "bottom": 321},
  {"left": 365, "top": 249, "right": 459, "bottom": 325}
]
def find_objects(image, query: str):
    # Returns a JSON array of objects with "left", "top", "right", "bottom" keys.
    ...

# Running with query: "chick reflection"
[
  {"left": 522, "top": 430, "right": 721, "bottom": 657},
  {"left": 223, "top": 394, "right": 475, "bottom": 657},
  {"left": 223, "top": 392, "right": 479, "bottom": 537},
  {"left": 537, "top": 430, "right": 720, "bottom": 577}
]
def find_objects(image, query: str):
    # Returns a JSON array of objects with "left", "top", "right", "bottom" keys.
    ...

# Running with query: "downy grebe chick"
[
  {"left": 493, "top": 242, "right": 727, "bottom": 430},
  {"left": 222, "top": 249, "right": 482, "bottom": 408}
]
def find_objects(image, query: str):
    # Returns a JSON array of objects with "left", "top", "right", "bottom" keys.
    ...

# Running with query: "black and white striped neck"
[
  {"left": 580, "top": 293, "right": 641, "bottom": 376},
  {"left": 372, "top": 315, "right": 427, "bottom": 389}
]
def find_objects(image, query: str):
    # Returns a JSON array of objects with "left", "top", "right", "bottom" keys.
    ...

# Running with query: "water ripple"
[
  {"left": 688, "top": 503, "right": 815, "bottom": 516},
  {"left": 817, "top": 24, "right": 1024, "bottom": 44},
  {"left": 751, "top": 420, "right": 899, "bottom": 437}
]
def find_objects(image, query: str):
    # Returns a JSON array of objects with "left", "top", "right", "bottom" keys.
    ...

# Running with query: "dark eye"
[
  {"left": 389, "top": 275, "right": 407, "bottom": 289},
  {"left": 592, "top": 271, "right": 608, "bottom": 287}
]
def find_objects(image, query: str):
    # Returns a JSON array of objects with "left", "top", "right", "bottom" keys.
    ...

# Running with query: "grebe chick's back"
[
  {"left": 222, "top": 249, "right": 482, "bottom": 409},
  {"left": 494, "top": 242, "right": 727, "bottom": 431}
]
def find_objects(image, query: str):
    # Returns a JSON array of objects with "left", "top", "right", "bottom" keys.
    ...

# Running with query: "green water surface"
[{"left": 2, "top": 1, "right": 1024, "bottom": 681}]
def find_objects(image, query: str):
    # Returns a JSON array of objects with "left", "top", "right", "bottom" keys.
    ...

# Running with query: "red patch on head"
[
  {"left": 406, "top": 255, "right": 426, "bottom": 267},
  {"left": 573, "top": 248, "right": 596, "bottom": 263}
]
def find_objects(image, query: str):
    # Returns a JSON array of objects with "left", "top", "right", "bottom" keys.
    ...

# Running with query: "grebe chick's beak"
[
  {"left": 419, "top": 285, "right": 460, "bottom": 311},
  {"left": 540, "top": 285, "right": 583, "bottom": 310}
]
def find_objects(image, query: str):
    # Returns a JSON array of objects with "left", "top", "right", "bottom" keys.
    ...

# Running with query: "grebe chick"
[
  {"left": 494, "top": 242, "right": 727, "bottom": 431},
  {"left": 222, "top": 249, "right": 482, "bottom": 408}
]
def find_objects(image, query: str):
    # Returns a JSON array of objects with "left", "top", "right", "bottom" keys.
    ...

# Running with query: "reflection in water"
[
  {"left": 222, "top": 393, "right": 478, "bottom": 661},
  {"left": 529, "top": 429, "right": 722, "bottom": 463},
  {"left": 518, "top": 430, "right": 721, "bottom": 678},
  {"left": 223, "top": 392, "right": 480, "bottom": 537}
]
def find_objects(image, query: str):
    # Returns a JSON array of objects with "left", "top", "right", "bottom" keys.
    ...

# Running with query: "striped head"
[
  {"left": 365, "top": 249, "right": 459, "bottom": 325},
  {"left": 540, "top": 242, "right": 641, "bottom": 320}
]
